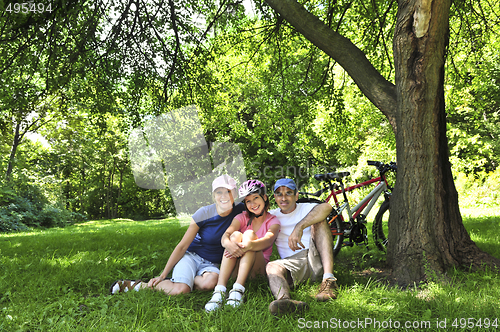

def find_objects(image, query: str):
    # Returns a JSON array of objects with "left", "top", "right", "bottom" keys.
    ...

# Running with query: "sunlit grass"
[{"left": 1, "top": 210, "right": 499, "bottom": 331}]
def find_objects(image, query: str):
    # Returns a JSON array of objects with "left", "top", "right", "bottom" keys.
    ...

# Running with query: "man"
[{"left": 267, "top": 178, "right": 338, "bottom": 315}]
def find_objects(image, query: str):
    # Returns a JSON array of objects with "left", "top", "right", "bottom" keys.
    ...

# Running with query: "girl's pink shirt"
[{"left": 234, "top": 211, "right": 280, "bottom": 262}]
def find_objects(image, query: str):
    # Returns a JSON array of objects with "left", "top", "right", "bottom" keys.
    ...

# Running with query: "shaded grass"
[{"left": 0, "top": 211, "right": 499, "bottom": 331}]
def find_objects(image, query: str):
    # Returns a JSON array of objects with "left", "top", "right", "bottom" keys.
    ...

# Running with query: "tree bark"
[
  {"left": 389, "top": 0, "right": 500, "bottom": 285},
  {"left": 5, "top": 121, "right": 22, "bottom": 182},
  {"left": 263, "top": 0, "right": 500, "bottom": 285}
]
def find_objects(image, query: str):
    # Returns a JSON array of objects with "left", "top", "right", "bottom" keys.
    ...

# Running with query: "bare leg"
[
  {"left": 138, "top": 271, "right": 219, "bottom": 295},
  {"left": 266, "top": 261, "right": 292, "bottom": 300},
  {"left": 246, "top": 251, "right": 267, "bottom": 278},
  {"left": 311, "top": 219, "right": 334, "bottom": 275},
  {"left": 234, "top": 230, "right": 259, "bottom": 286},
  {"left": 214, "top": 231, "right": 243, "bottom": 287},
  {"left": 311, "top": 220, "right": 338, "bottom": 301},
  {"left": 266, "top": 262, "right": 308, "bottom": 315},
  {"left": 217, "top": 255, "right": 238, "bottom": 286},
  {"left": 142, "top": 279, "right": 191, "bottom": 295},
  {"left": 235, "top": 253, "right": 254, "bottom": 285}
]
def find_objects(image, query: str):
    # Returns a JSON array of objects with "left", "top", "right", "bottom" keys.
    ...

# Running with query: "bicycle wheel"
[
  {"left": 373, "top": 199, "right": 390, "bottom": 251},
  {"left": 328, "top": 212, "right": 344, "bottom": 257}
]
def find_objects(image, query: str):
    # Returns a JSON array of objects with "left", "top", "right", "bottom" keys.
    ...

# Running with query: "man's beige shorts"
[{"left": 273, "top": 240, "right": 324, "bottom": 286}]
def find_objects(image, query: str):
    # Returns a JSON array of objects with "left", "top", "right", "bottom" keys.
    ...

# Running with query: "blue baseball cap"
[{"left": 273, "top": 178, "right": 297, "bottom": 192}]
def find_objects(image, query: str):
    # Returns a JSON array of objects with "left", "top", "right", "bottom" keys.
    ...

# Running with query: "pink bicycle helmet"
[
  {"left": 239, "top": 180, "right": 266, "bottom": 198},
  {"left": 239, "top": 180, "right": 269, "bottom": 224}
]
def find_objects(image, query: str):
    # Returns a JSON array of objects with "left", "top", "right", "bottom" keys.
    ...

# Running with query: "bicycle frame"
[
  {"left": 327, "top": 175, "right": 389, "bottom": 223},
  {"left": 301, "top": 160, "right": 397, "bottom": 254}
]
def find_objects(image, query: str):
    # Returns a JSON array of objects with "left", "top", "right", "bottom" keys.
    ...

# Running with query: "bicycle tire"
[
  {"left": 328, "top": 212, "right": 344, "bottom": 257},
  {"left": 373, "top": 199, "right": 390, "bottom": 251}
]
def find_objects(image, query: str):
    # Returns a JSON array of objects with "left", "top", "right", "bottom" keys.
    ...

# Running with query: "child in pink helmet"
[{"left": 205, "top": 180, "right": 280, "bottom": 312}]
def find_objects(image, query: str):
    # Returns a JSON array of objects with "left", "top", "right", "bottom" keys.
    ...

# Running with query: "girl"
[{"left": 205, "top": 180, "right": 280, "bottom": 311}]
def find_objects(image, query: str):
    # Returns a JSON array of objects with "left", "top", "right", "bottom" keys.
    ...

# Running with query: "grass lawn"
[{"left": 0, "top": 208, "right": 499, "bottom": 331}]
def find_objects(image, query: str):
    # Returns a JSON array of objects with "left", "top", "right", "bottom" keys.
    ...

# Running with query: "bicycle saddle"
[{"left": 314, "top": 172, "right": 350, "bottom": 182}]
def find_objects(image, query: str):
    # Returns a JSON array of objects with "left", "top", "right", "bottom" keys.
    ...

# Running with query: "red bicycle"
[{"left": 299, "top": 161, "right": 397, "bottom": 256}]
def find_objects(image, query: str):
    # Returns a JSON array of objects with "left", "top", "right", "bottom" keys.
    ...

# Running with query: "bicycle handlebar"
[
  {"left": 367, "top": 160, "right": 397, "bottom": 175},
  {"left": 299, "top": 186, "right": 330, "bottom": 197}
]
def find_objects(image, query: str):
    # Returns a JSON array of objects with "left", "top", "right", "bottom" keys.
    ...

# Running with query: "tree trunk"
[
  {"left": 263, "top": 0, "right": 500, "bottom": 285},
  {"left": 115, "top": 167, "right": 124, "bottom": 219},
  {"left": 5, "top": 121, "right": 22, "bottom": 182},
  {"left": 388, "top": 0, "right": 500, "bottom": 285}
]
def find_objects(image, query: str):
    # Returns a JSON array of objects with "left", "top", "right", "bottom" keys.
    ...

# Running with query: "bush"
[
  {"left": 0, "top": 186, "right": 16, "bottom": 205},
  {"left": 0, "top": 183, "right": 87, "bottom": 233},
  {"left": 0, "top": 206, "right": 29, "bottom": 232},
  {"left": 454, "top": 168, "right": 500, "bottom": 208},
  {"left": 38, "top": 204, "right": 88, "bottom": 228}
]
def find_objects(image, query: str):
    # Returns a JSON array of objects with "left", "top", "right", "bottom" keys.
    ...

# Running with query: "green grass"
[{"left": 0, "top": 211, "right": 499, "bottom": 332}]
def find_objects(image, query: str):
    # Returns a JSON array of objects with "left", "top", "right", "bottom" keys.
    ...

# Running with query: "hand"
[
  {"left": 224, "top": 239, "right": 244, "bottom": 258},
  {"left": 288, "top": 227, "right": 305, "bottom": 251},
  {"left": 147, "top": 276, "right": 164, "bottom": 289},
  {"left": 237, "top": 241, "right": 252, "bottom": 253},
  {"left": 223, "top": 249, "right": 236, "bottom": 259}
]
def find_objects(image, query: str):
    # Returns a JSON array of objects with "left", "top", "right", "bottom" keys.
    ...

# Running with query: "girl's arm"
[
  {"left": 221, "top": 218, "right": 245, "bottom": 258},
  {"left": 240, "top": 224, "right": 280, "bottom": 252},
  {"left": 149, "top": 219, "right": 199, "bottom": 287}
]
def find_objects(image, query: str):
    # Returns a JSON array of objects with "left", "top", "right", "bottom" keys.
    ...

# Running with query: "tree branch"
[{"left": 263, "top": 0, "right": 397, "bottom": 130}]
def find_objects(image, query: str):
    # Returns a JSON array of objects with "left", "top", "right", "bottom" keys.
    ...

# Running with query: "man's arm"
[{"left": 288, "top": 203, "right": 333, "bottom": 251}]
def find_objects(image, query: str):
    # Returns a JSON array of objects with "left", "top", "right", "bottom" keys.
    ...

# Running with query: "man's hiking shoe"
[
  {"left": 268, "top": 299, "right": 309, "bottom": 316},
  {"left": 315, "top": 277, "right": 338, "bottom": 301}
]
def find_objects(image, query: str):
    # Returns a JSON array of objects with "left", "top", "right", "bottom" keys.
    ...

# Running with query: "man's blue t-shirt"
[{"left": 187, "top": 202, "right": 245, "bottom": 264}]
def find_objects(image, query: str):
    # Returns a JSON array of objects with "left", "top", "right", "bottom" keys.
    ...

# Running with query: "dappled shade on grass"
[{"left": 1, "top": 212, "right": 499, "bottom": 331}]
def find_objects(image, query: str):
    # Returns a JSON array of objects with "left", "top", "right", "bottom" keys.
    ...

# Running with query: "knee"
[
  {"left": 266, "top": 261, "right": 286, "bottom": 277},
  {"left": 311, "top": 219, "right": 328, "bottom": 232},
  {"left": 312, "top": 220, "right": 331, "bottom": 238},
  {"left": 198, "top": 273, "right": 218, "bottom": 291},
  {"left": 167, "top": 282, "right": 191, "bottom": 295},
  {"left": 242, "top": 230, "right": 257, "bottom": 241},
  {"left": 230, "top": 231, "right": 243, "bottom": 242},
  {"left": 177, "top": 283, "right": 192, "bottom": 294}
]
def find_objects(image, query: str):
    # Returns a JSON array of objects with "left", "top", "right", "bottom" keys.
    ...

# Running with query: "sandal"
[
  {"left": 205, "top": 290, "right": 225, "bottom": 312},
  {"left": 110, "top": 279, "right": 142, "bottom": 294},
  {"left": 226, "top": 288, "right": 244, "bottom": 308}
]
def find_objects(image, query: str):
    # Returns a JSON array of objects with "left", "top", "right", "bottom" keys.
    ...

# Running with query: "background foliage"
[{"left": 1, "top": 0, "right": 499, "bottom": 231}]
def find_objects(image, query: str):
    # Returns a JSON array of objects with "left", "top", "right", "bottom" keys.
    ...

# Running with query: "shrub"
[
  {"left": 0, "top": 206, "right": 29, "bottom": 232},
  {"left": 0, "top": 183, "right": 87, "bottom": 233},
  {"left": 38, "top": 204, "right": 88, "bottom": 228},
  {"left": 454, "top": 168, "right": 500, "bottom": 208}
]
